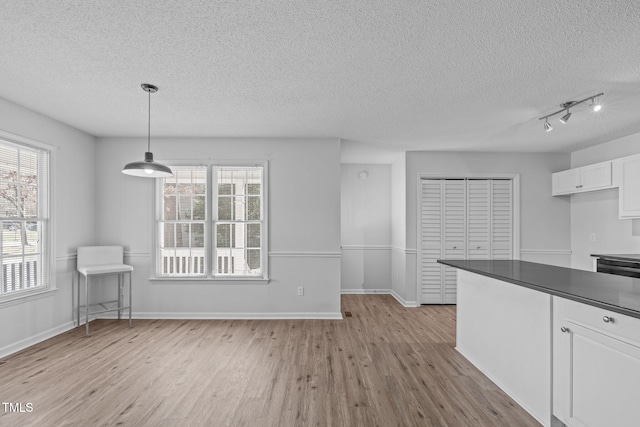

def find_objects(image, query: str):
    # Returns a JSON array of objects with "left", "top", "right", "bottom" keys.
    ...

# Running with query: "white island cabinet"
[
  {"left": 553, "top": 296, "right": 640, "bottom": 427},
  {"left": 456, "top": 269, "right": 557, "bottom": 427},
  {"left": 444, "top": 259, "right": 640, "bottom": 427}
]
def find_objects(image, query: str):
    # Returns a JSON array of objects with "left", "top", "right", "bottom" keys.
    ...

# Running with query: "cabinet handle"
[
  {"left": 560, "top": 326, "right": 569, "bottom": 333},
  {"left": 576, "top": 185, "right": 583, "bottom": 189},
  {"left": 477, "top": 246, "right": 481, "bottom": 249},
  {"left": 603, "top": 316, "right": 614, "bottom": 323}
]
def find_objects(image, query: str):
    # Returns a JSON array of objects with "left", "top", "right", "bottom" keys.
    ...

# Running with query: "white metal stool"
[{"left": 75, "top": 246, "right": 133, "bottom": 336}]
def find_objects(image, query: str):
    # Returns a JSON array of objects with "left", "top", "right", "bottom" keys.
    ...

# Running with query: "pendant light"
[{"left": 122, "top": 83, "right": 173, "bottom": 178}]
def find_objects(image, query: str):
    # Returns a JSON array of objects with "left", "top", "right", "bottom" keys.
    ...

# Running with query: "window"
[
  {"left": 0, "top": 138, "right": 50, "bottom": 298},
  {"left": 156, "top": 164, "right": 267, "bottom": 280}
]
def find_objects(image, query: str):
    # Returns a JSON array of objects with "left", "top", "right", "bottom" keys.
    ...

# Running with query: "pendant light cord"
[{"left": 147, "top": 89, "right": 151, "bottom": 153}]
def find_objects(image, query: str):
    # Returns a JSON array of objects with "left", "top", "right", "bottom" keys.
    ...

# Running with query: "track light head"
[
  {"left": 544, "top": 120, "right": 553, "bottom": 132},
  {"left": 591, "top": 101, "right": 602, "bottom": 112},
  {"left": 560, "top": 111, "right": 571, "bottom": 124}
]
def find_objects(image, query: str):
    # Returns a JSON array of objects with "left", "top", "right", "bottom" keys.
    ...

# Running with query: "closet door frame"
[{"left": 416, "top": 173, "right": 521, "bottom": 305}]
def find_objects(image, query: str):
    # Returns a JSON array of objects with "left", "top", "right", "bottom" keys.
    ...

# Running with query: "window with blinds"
[
  {"left": 156, "top": 164, "right": 266, "bottom": 279},
  {"left": 0, "top": 139, "right": 50, "bottom": 297}
]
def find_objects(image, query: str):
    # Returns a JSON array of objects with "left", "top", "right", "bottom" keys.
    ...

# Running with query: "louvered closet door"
[
  {"left": 442, "top": 180, "right": 466, "bottom": 304},
  {"left": 419, "top": 178, "right": 513, "bottom": 305},
  {"left": 467, "top": 180, "right": 490, "bottom": 259},
  {"left": 419, "top": 180, "right": 445, "bottom": 304},
  {"left": 491, "top": 179, "right": 513, "bottom": 259}
]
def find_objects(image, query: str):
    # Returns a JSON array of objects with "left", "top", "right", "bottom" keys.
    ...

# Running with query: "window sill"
[
  {"left": 0, "top": 287, "right": 57, "bottom": 308},
  {"left": 149, "top": 277, "right": 270, "bottom": 285}
]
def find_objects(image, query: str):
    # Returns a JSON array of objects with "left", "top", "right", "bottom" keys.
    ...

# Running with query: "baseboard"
[
  {"left": 340, "top": 289, "right": 390, "bottom": 294},
  {"left": 99, "top": 312, "right": 343, "bottom": 320},
  {"left": 0, "top": 320, "right": 76, "bottom": 359},
  {"left": 390, "top": 289, "right": 420, "bottom": 308},
  {"left": 339, "top": 288, "right": 421, "bottom": 307}
]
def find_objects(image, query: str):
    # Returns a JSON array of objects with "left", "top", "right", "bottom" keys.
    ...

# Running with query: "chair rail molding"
[
  {"left": 268, "top": 251, "right": 342, "bottom": 258},
  {"left": 519, "top": 249, "right": 572, "bottom": 255},
  {"left": 341, "top": 245, "right": 392, "bottom": 251}
]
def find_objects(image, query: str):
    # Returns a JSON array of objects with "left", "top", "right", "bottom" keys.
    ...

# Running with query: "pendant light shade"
[{"left": 122, "top": 84, "right": 173, "bottom": 178}]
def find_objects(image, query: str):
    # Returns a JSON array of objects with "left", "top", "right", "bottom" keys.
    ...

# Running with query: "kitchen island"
[{"left": 438, "top": 259, "right": 640, "bottom": 427}]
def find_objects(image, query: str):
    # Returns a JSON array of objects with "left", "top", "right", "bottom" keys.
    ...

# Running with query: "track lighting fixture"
[
  {"left": 538, "top": 92, "right": 603, "bottom": 132},
  {"left": 122, "top": 84, "right": 173, "bottom": 178}
]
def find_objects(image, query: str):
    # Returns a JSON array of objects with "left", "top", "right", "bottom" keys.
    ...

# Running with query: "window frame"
[
  {"left": 0, "top": 130, "right": 55, "bottom": 304},
  {"left": 152, "top": 160, "right": 269, "bottom": 283}
]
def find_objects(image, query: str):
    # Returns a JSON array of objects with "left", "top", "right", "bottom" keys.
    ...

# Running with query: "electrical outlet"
[
  {"left": 297, "top": 286, "right": 304, "bottom": 296},
  {"left": 589, "top": 233, "right": 596, "bottom": 242}
]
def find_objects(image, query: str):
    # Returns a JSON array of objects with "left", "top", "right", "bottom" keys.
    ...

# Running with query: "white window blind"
[
  {"left": 158, "top": 166, "right": 207, "bottom": 276},
  {"left": 156, "top": 164, "right": 265, "bottom": 279},
  {"left": 0, "top": 139, "right": 50, "bottom": 297}
]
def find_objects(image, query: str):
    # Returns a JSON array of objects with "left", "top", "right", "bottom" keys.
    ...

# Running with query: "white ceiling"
[{"left": 1, "top": 0, "right": 640, "bottom": 153}]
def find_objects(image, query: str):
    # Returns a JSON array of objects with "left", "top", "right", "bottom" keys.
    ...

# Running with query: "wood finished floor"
[{"left": 0, "top": 295, "right": 540, "bottom": 426}]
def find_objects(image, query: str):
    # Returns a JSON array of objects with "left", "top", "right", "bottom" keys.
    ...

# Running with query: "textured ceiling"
[{"left": 1, "top": 0, "right": 640, "bottom": 153}]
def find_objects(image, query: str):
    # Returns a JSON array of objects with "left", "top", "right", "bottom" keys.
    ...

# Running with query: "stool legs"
[
  {"left": 128, "top": 271, "right": 132, "bottom": 327},
  {"left": 77, "top": 271, "right": 132, "bottom": 335},
  {"left": 85, "top": 275, "right": 90, "bottom": 336},
  {"left": 117, "top": 274, "right": 122, "bottom": 320},
  {"left": 76, "top": 271, "right": 80, "bottom": 327}
]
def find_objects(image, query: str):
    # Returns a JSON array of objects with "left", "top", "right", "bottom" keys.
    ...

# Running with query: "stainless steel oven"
[{"left": 596, "top": 257, "right": 640, "bottom": 278}]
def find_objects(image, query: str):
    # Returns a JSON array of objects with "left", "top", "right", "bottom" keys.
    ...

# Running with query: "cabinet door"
[
  {"left": 618, "top": 155, "right": 640, "bottom": 218},
  {"left": 552, "top": 162, "right": 612, "bottom": 196},
  {"left": 553, "top": 169, "right": 582, "bottom": 195},
  {"left": 554, "top": 321, "right": 640, "bottom": 427},
  {"left": 580, "top": 162, "right": 612, "bottom": 191}
]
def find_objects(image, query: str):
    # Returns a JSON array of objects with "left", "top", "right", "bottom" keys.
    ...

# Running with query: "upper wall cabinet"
[
  {"left": 552, "top": 153, "right": 640, "bottom": 218},
  {"left": 552, "top": 161, "right": 613, "bottom": 196},
  {"left": 617, "top": 154, "right": 640, "bottom": 219}
]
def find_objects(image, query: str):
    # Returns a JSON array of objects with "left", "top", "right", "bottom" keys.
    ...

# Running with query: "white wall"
[
  {"left": 95, "top": 137, "right": 342, "bottom": 318},
  {"left": 570, "top": 133, "right": 640, "bottom": 270},
  {"left": 405, "top": 151, "right": 571, "bottom": 304},
  {"left": 391, "top": 154, "right": 409, "bottom": 304},
  {"left": 340, "top": 163, "right": 391, "bottom": 293},
  {"left": 0, "top": 97, "right": 97, "bottom": 356}
]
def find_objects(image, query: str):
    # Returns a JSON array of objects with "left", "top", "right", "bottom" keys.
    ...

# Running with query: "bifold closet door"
[
  {"left": 490, "top": 179, "right": 513, "bottom": 259},
  {"left": 419, "top": 178, "right": 513, "bottom": 304},
  {"left": 467, "top": 180, "right": 490, "bottom": 259},
  {"left": 419, "top": 179, "right": 466, "bottom": 304}
]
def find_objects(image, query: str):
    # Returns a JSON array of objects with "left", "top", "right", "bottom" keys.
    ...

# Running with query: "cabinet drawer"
[{"left": 554, "top": 296, "right": 640, "bottom": 344}]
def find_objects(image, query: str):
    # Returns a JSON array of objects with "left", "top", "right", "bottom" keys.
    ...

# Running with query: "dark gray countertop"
[
  {"left": 591, "top": 253, "right": 640, "bottom": 262},
  {"left": 437, "top": 259, "right": 640, "bottom": 319}
]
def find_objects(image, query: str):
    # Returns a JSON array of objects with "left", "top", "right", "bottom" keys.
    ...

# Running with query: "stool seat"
[{"left": 79, "top": 264, "right": 133, "bottom": 276}]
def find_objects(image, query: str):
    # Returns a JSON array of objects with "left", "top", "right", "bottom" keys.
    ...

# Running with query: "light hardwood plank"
[{"left": 0, "top": 295, "right": 540, "bottom": 426}]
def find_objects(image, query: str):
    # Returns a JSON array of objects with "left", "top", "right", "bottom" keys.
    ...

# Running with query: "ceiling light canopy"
[
  {"left": 538, "top": 92, "right": 603, "bottom": 132},
  {"left": 122, "top": 84, "right": 173, "bottom": 178}
]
